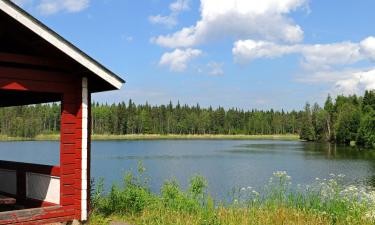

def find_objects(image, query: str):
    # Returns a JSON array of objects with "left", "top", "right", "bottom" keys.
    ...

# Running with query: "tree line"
[
  {"left": 300, "top": 90, "right": 375, "bottom": 148},
  {"left": 0, "top": 91, "right": 374, "bottom": 148}
]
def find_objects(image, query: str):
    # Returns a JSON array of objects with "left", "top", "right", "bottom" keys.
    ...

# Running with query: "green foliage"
[
  {"left": 189, "top": 175, "right": 208, "bottom": 200},
  {"left": 1, "top": 91, "right": 374, "bottom": 149},
  {"left": 92, "top": 162, "right": 154, "bottom": 216},
  {"left": 0, "top": 100, "right": 303, "bottom": 138},
  {"left": 90, "top": 166, "right": 375, "bottom": 225},
  {"left": 161, "top": 179, "right": 200, "bottom": 213},
  {"left": 0, "top": 103, "right": 60, "bottom": 138},
  {"left": 357, "top": 109, "right": 375, "bottom": 148},
  {"left": 299, "top": 103, "right": 316, "bottom": 141},
  {"left": 297, "top": 91, "right": 375, "bottom": 148},
  {"left": 335, "top": 103, "right": 361, "bottom": 144},
  {"left": 363, "top": 90, "right": 375, "bottom": 111}
]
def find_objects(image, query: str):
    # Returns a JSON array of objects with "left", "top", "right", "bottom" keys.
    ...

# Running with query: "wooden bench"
[{"left": 0, "top": 195, "right": 16, "bottom": 205}]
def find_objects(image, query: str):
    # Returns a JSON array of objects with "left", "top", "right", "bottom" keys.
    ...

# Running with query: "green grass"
[
  {"left": 0, "top": 135, "right": 34, "bottom": 141},
  {"left": 91, "top": 134, "right": 300, "bottom": 141},
  {"left": 89, "top": 163, "right": 375, "bottom": 225},
  {"left": 0, "top": 134, "right": 300, "bottom": 141}
]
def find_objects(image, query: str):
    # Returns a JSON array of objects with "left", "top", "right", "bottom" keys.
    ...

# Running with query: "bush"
[{"left": 90, "top": 165, "right": 375, "bottom": 225}]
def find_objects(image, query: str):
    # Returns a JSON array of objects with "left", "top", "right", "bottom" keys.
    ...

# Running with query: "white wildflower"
[{"left": 273, "top": 171, "right": 287, "bottom": 178}]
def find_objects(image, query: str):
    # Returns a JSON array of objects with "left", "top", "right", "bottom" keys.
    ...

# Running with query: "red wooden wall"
[{"left": 0, "top": 65, "right": 90, "bottom": 224}]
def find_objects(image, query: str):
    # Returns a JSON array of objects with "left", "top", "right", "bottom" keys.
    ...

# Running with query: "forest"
[{"left": 0, "top": 90, "right": 374, "bottom": 148}]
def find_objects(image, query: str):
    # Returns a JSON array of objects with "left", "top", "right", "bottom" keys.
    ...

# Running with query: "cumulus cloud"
[
  {"left": 360, "top": 36, "right": 375, "bottom": 61},
  {"left": 232, "top": 39, "right": 368, "bottom": 70},
  {"left": 299, "top": 42, "right": 362, "bottom": 70},
  {"left": 233, "top": 40, "right": 296, "bottom": 63},
  {"left": 159, "top": 48, "right": 203, "bottom": 72},
  {"left": 334, "top": 69, "right": 375, "bottom": 95},
  {"left": 295, "top": 67, "right": 375, "bottom": 96},
  {"left": 152, "top": 0, "right": 307, "bottom": 48},
  {"left": 149, "top": 0, "right": 191, "bottom": 28},
  {"left": 296, "top": 69, "right": 357, "bottom": 84},
  {"left": 232, "top": 37, "right": 375, "bottom": 95}
]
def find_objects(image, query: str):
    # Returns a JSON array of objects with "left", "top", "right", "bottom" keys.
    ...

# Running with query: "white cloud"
[
  {"left": 296, "top": 67, "right": 375, "bottom": 96},
  {"left": 296, "top": 69, "right": 358, "bottom": 84},
  {"left": 207, "top": 62, "right": 224, "bottom": 76},
  {"left": 152, "top": 0, "right": 307, "bottom": 48},
  {"left": 37, "top": 0, "right": 89, "bottom": 15},
  {"left": 334, "top": 76, "right": 361, "bottom": 95},
  {"left": 232, "top": 37, "right": 375, "bottom": 95},
  {"left": 334, "top": 69, "right": 375, "bottom": 95},
  {"left": 169, "top": 0, "right": 190, "bottom": 12},
  {"left": 360, "top": 36, "right": 375, "bottom": 61},
  {"left": 12, "top": 0, "right": 90, "bottom": 15},
  {"left": 233, "top": 40, "right": 296, "bottom": 63},
  {"left": 233, "top": 39, "right": 366, "bottom": 70},
  {"left": 159, "top": 48, "right": 202, "bottom": 72},
  {"left": 361, "top": 70, "right": 375, "bottom": 90},
  {"left": 149, "top": 15, "right": 178, "bottom": 28},
  {"left": 149, "top": 0, "right": 191, "bottom": 28},
  {"left": 299, "top": 42, "right": 362, "bottom": 71},
  {"left": 195, "top": 61, "right": 224, "bottom": 76}
]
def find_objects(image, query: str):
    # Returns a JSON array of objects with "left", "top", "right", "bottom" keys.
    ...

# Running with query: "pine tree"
[{"left": 300, "top": 103, "right": 316, "bottom": 141}]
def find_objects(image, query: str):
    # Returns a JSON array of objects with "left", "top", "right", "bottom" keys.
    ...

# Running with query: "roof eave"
[{"left": 0, "top": 0, "right": 125, "bottom": 90}]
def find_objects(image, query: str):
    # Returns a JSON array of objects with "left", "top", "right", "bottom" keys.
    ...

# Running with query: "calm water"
[{"left": 1, "top": 140, "right": 375, "bottom": 199}]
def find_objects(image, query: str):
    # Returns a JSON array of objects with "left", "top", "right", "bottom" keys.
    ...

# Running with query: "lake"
[{"left": 1, "top": 140, "right": 374, "bottom": 200}]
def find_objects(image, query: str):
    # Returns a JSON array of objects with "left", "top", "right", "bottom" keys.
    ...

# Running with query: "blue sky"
[{"left": 13, "top": 0, "right": 375, "bottom": 110}]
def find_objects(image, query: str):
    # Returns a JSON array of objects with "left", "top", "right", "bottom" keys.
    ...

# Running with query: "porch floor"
[{"left": 0, "top": 204, "right": 25, "bottom": 213}]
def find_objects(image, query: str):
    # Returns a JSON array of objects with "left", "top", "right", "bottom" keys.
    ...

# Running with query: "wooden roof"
[{"left": 0, "top": 0, "right": 125, "bottom": 91}]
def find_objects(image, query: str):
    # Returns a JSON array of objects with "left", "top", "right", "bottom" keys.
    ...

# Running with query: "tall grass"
[{"left": 90, "top": 163, "right": 375, "bottom": 225}]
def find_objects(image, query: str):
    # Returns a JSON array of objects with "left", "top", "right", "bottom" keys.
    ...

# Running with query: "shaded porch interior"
[
  {"left": 0, "top": 0, "right": 123, "bottom": 222},
  {"left": 0, "top": 7, "right": 78, "bottom": 219},
  {"left": 0, "top": 161, "right": 60, "bottom": 212},
  {"left": 0, "top": 96, "right": 62, "bottom": 216}
]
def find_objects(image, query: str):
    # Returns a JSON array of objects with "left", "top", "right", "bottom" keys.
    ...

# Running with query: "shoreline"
[{"left": 0, "top": 134, "right": 300, "bottom": 141}]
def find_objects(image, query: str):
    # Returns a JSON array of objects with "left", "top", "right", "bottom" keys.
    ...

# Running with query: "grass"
[
  {"left": 0, "top": 134, "right": 300, "bottom": 141},
  {"left": 0, "top": 135, "right": 34, "bottom": 141},
  {"left": 89, "top": 163, "right": 375, "bottom": 225},
  {"left": 92, "top": 208, "right": 341, "bottom": 225}
]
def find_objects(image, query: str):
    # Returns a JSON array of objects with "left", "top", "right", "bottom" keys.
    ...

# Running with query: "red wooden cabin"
[{"left": 0, "top": 0, "right": 124, "bottom": 224}]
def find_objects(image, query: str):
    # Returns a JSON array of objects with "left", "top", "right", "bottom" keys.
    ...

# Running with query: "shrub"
[{"left": 90, "top": 165, "right": 375, "bottom": 225}]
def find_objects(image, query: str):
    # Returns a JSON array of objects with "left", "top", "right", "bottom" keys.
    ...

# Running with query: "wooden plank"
[
  {"left": 0, "top": 53, "right": 74, "bottom": 71},
  {"left": 0, "top": 78, "right": 76, "bottom": 93},
  {"left": 0, "top": 161, "right": 60, "bottom": 177},
  {"left": 0, "top": 65, "right": 76, "bottom": 83},
  {"left": 0, "top": 205, "right": 75, "bottom": 224}
]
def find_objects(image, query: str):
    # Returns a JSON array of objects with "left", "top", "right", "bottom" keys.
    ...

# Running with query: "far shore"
[{"left": 0, "top": 134, "right": 300, "bottom": 141}]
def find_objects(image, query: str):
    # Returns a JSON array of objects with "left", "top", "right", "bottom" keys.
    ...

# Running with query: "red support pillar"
[
  {"left": 60, "top": 77, "right": 91, "bottom": 222},
  {"left": 60, "top": 87, "right": 81, "bottom": 211}
]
